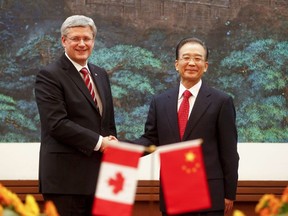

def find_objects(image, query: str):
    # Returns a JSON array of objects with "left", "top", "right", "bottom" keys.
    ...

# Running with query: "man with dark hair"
[{"left": 135, "top": 37, "right": 239, "bottom": 216}]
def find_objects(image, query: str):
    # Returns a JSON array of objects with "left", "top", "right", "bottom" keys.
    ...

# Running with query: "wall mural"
[{"left": 0, "top": 0, "right": 287, "bottom": 143}]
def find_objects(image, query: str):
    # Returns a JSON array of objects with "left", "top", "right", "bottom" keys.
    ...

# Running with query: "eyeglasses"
[
  {"left": 179, "top": 56, "right": 205, "bottom": 63},
  {"left": 66, "top": 36, "right": 94, "bottom": 44}
]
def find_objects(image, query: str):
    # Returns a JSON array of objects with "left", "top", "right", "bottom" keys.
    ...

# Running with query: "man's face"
[
  {"left": 62, "top": 26, "right": 95, "bottom": 66},
  {"left": 175, "top": 42, "right": 208, "bottom": 88}
]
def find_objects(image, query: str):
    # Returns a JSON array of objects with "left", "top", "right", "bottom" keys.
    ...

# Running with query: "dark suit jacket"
[
  {"left": 35, "top": 54, "right": 116, "bottom": 195},
  {"left": 136, "top": 82, "right": 239, "bottom": 213}
]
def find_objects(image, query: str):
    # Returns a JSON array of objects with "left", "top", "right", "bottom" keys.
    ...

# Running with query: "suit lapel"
[
  {"left": 88, "top": 63, "right": 105, "bottom": 114},
  {"left": 61, "top": 55, "right": 99, "bottom": 111},
  {"left": 183, "top": 83, "right": 212, "bottom": 139},
  {"left": 165, "top": 87, "right": 181, "bottom": 140}
]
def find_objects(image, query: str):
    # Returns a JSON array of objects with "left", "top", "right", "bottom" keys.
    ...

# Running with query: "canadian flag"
[
  {"left": 157, "top": 139, "right": 211, "bottom": 214},
  {"left": 92, "top": 142, "right": 144, "bottom": 216}
]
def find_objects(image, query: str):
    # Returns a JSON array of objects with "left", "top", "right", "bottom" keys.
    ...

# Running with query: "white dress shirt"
[{"left": 178, "top": 80, "right": 202, "bottom": 118}]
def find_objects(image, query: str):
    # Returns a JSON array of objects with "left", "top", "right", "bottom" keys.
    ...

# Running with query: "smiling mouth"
[
  {"left": 76, "top": 50, "right": 88, "bottom": 54},
  {"left": 185, "top": 69, "right": 198, "bottom": 73}
]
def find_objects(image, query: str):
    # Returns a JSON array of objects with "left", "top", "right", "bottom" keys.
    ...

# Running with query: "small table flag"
[
  {"left": 92, "top": 142, "right": 144, "bottom": 216},
  {"left": 157, "top": 139, "right": 211, "bottom": 214}
]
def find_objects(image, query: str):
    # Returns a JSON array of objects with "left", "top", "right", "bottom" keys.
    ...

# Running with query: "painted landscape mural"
[{"left": 0, "top": 0, "right": 287, "bottom": 142}]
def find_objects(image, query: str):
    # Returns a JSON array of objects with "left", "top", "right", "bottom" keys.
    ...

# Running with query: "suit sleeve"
[{"left": 217, "top": 96, "right": 239, "bottom": 200}]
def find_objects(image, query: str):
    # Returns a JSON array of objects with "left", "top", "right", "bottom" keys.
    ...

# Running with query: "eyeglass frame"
[
  {"left": 65, "top": 36, "right": 94, "bottom": 44},
  {"left": 178, "top": 55, "right": 206, "bottom": 64}
]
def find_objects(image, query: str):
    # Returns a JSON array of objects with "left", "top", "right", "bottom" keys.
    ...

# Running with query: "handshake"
[
  {"left": 100, "top": 135, "right": 118, "bottom": 152},
  {"left": 100, "top": 135, "right": 156, "bottom": 153}
]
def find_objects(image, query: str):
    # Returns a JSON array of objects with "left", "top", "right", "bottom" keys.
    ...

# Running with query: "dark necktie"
[
  {"left": 80, "top": 68, "right": 97, "bottom": 105},
  {"left": 178, "top": 90, "right": 192, "bottom": 140}
]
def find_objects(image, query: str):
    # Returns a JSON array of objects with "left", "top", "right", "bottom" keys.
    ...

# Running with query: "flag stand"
[
  {"left": 149, "top": 151, "right": 155, "bottom": 216},
  {"left": 145, "top": 145, "right": 158, "bottom": 216}
]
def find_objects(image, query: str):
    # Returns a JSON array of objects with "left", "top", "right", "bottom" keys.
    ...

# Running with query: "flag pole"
[{"left": 144, "top": 145, "right": 157, "bottom": 216}]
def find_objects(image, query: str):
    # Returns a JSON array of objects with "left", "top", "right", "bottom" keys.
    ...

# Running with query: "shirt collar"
[
  {"left": 178, "top": 79, "right": 202, "bottom": 99},
  {"left": 65, "top": 53, "right": 89, "bottom": 73}
]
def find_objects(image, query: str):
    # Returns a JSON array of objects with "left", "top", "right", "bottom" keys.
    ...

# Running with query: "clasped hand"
[{"left": 100, "top": 135, "right": 118, "bottom": 152}]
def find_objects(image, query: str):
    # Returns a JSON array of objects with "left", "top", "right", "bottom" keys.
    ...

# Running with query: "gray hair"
[{"left": 61, "top": 15, "right": 97, "bottom": 38}]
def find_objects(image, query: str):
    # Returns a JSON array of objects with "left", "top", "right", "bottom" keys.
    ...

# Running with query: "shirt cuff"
[{"left": 94, "top": 135, "right": 103, "bottom": 151}]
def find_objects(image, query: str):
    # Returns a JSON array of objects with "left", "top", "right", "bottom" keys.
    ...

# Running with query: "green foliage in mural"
[
  {"left": 0, "top": 94, "right": 38, "bottom": 142},
  {"left": 217, "top": 39, "right": 288, "bottom": 142},
  {"left": 16, "top": 35, "right": 62, "bottom": 69},
  {"left": 90, "top": 45, "right": 163, "bottom": 139},
  {"left": 0, "top": 22, "right": 61, "bottom": 142}
]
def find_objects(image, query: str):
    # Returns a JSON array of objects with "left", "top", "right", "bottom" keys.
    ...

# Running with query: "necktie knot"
[
  {"left": 183, "top": 90, "right": 192, "bottom": 98},
  {"left": 80, "top": 67, "right": 89, "bottom": 75}
]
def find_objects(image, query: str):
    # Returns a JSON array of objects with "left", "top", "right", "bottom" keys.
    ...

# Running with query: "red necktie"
[
  {"left": 178, "top": 90, "right": 192, "bottom": 140},
  {"left": 80, "top": 68, "right": 97, "bottom": 105}
]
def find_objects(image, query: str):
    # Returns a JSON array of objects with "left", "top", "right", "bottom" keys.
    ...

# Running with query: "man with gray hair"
[{"left": 35, "top": 15, "right": 117, "bottom": 215}]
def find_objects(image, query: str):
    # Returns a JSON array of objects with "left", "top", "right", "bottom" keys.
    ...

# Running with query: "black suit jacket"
[
  {"left": 35, "top": 54, "right": 116, "bottom": 195},
  {"left": 136, "top": 82, "right": 239, "bottom": 212}
]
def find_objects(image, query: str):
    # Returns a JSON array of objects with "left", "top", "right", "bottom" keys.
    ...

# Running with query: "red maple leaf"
[{"left": 108, "top": 172, "right": 125, "bottom": 194}]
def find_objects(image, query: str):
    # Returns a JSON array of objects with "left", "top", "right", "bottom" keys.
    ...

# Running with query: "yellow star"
[{"left": 185, "top": 151, "right": 195, "bottom": 162}]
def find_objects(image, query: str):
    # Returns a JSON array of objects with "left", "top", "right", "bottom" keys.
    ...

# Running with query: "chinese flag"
[
  {"left": 158, "top": 139, "right": 211, "bottom": 214},
  {"left": 92, "top": 142, "right": 144, "bottom": 216}
]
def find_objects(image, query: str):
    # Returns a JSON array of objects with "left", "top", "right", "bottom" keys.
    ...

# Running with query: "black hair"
[{"left": 175, "top": 37, "right": 209, "bottom": 61}]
